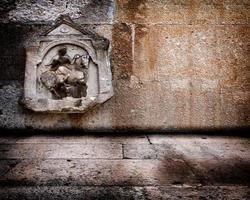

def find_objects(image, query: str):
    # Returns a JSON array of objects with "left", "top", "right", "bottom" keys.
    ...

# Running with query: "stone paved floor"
[{"left": 0, "top": 134, "right": 249, "bottom": 199}]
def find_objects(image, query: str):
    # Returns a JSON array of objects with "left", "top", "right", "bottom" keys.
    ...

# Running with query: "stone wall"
[{"left": 0, "top": 0, "right": 249, "bottom": 130}]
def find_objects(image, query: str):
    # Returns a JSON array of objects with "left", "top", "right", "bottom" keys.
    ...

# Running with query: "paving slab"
[
  {"left": 0, "top": 135, "right": 149, "bottom": 144},
  {"left": 0, "top": 159, "right": 197, "bottom": 186},
  {"left": 0, "top": 135, "right": 249, "bottom": 198},
  {"left": 0, "top": 143, "right": 122, "bottom": 159}
]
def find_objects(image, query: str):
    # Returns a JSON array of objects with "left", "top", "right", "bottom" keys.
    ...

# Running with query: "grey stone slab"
[
  {"left": 0, "top": 186, "right": 249, "bottom": 200},
  {"left": 124, "top": 141, "right": 250, "bottom": 161},
  {"left": 0, "top": 159, "right": 197, "bottom": 186},
  {"left": 0, "top": 143, "right": 122, "bottom": 159},
  {"left": 8, "top": 135, "right": 149, "bottom": 144},
  {"left": 123, "top": 144, "right": 183, "bottom": 160},
  {"left": 185, "top": 158, "right": 250, "bottom": 185},
  {"left": 122, "top": 142, "right": 241, "bottom": 161},
  {"left": 148, "top": 135, "right": 250, "bottom": 160},
  {"left": 123, "top": 143, "right": 250, "bottom": 185},
  {"left": 0, "top": 137, "right": 20, "bottom": 143}
]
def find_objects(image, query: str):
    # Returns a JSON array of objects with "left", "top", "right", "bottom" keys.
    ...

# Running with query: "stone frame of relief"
[{"left": 22, "top": 15, "right": 113, "bottom": 113}]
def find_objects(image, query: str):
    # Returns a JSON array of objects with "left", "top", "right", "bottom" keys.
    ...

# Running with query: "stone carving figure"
[{"left": 40, "top": 47, "right": 89, "bottom": 99}]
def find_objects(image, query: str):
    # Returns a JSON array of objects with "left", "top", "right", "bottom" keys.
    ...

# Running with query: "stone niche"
[{"left": 23, "top": 15, "right": 113, "bottom": 113}]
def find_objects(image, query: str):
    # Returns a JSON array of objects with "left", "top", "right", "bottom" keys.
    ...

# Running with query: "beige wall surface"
[{"left": 0, "top": 0, "right": 249, "bottom": 130}]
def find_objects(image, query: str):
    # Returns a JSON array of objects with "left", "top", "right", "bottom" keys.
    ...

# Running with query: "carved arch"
[{"left": 40, "top": 40, "right": 98, "bottom": 65}]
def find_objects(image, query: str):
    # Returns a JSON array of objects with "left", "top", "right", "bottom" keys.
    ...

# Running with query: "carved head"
[{"left": 58, "top": 47, "right": 67, "bottom": 56}]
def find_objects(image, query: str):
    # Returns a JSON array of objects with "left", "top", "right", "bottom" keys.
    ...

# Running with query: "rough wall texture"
[{"left": 0, "top": 0, "right": 249, "bottom": 130}]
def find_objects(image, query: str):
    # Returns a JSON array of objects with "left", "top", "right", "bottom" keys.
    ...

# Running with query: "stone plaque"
[{"left": 22, "top": 15, "right": 113, "bottom": 112}]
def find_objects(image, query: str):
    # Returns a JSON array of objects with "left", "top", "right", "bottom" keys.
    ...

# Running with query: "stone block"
[
  {"left": 190, "top": 26, "right": 220, "bottom": 80},
  {"left": 190, "top": 79, "right": 220, "bottom": 127},
  {"left": 134, "top": 25, "right": 191, "bottom": 81},
  {"left": 167, "top": 78, "right": 191, "bottom": 127},
  {"left": 146, "top": 186, "right": 250, "bottom": 200},
  {"left": 0, "top": 0, "right": 249, "bottom": 129},
  {"left": 188, "top": 5, "right": 220, "bottom": 25},
  {"left": 220, "top": 88, "right": 250, "bottom": 126},
  {"left": 216, "top": 26, "right": 249, "bottom": 90},
  {"left": 82, "top": 24, "right": 113, "bottom": 41},
  {"left": 187, "top": 158, "right": 250, "bottom": 185},
  {"left": 24, "top": 112, "right": 69, "bottom": 130},
  {"left": 147, "top": 135, "right": 250, "bottom": 160},
  {"left": 115, "top": 0, "right": 189, "bottom": 24},
  {"left": 111, "top": 78, "right": 190, "bottom": 129},
  {"left": 75, "top": 0, "right": 114, "bottom": 24},
  {"left": 112, "top": 23, "right": 133, "bottom": 80},
  {"left": 115, "top": 0, "right": 250, "bottom": 25},
  {"left": 110, "top": 79, "right": 148, "bottom": 128},
  {"left": 24, "top": 95, "right": 112, "bottom": 130},
  {"left": 218, "top": 5, "right": 248, "bottom": 25},
  {"left": 123, "top": 144, "right": 183, "bottom": 160}
]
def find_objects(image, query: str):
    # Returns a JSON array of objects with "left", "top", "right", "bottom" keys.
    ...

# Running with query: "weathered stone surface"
[
  {"left": 0, "top": 186, "right": 249, "bottom": 200},
  {"left": 220, "top": 89, "right": 250, "bottom": 126},
  {"left": 145, "top": 186, "right": 250, "bottom": 200},
  {"left": 190, "top": 79, "right": 221, "bottom": 127},
  {"left": 217, "top": 26, "right": 249, "bottom": 91},
  {"left": 0, "top": 81, "right": 25, "bottom": 128},
  {"left": 0, "top": 0, "right": 114, "bottom": 24},
  {"left": 0, "top": 135, "right": 149, "bottom": 144},
  {"left": 83, "top": 24, "right": 113, "bottom": 41},
  {"left": 75, "top": 0, "right": 114, "bottom": 24},
  {"left": 148, "top": 135, "right": 250, "bottom": 160},
  {"left": 110, "top": 80, "right": 161, "bottom": 129},
  {"left": 189, "top": 158, "right": 250, "bottom": 185},
  {"left": 112, "top": 23, "right": 133, "bottom": 80},
  {"left": 134, "top": 25, "right": 194, "bottom": 81},
  {"left": 188, "top": 5, "right": 220, "bottom": 25},
  {"left": 218, "top": 5, "right": 248, "bottom": 25},
  {"left": 190, "top": 26, "right": 219, "bottom": 79},
  {"left": 115, "top": 0, "right": 189, "bottom": 24},
  {"left": 0, "top": 159, "right": 197, "bottom": 186},
  {"left": 124, "top": 139, "right": 250, "bottom": 160},
  {"left": 0, "top": 143, "right": 122, "bottom": 159},
  {"left": 133, "top": 25, "right": 192, "bottom": 127},
  {"left": 123, "top": 144, "right": 182, "bottom": 160},
  {"left": 115, "top": 0, "right": 250, "bottom": 25}
]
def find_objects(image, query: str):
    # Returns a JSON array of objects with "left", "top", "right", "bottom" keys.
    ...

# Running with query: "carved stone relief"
[{"left": 22, "top": 15, "right": 113, "bottom": 112}]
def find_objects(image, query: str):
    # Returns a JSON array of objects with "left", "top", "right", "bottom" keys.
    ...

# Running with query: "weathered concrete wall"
[{"left": 0, "top": 0, "right": 249, "bottom": 130}]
